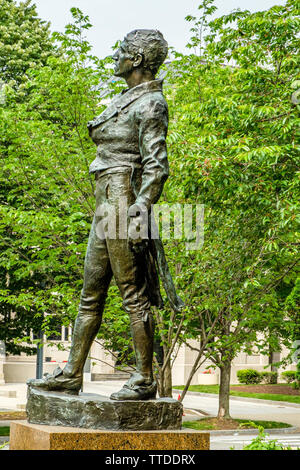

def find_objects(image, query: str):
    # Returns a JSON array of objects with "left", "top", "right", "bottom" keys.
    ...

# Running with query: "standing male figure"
[{"left": 28, "top": 29, "right": 182, "bottom": 400}]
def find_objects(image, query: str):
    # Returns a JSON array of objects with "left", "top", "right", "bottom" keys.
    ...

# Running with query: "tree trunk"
[
  {"left": 217, "top": 358, "right": 231, "bottom": 419},
  {"left": 157, "top": 358, "right": 172, "bottom": 397}
]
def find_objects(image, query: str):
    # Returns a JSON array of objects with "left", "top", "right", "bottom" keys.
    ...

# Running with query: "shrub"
[
  {"left": 260, "top": 371, "right": 278, "bottom": 384},
  {"left": 281, "top": 371, "right": 297, "bottom": 384},
  {"left": 242, "top": 426, "right": 292, "bottom": 450},
  {"left": 237, "top": 369, "right": 262, "bottom": 385}
]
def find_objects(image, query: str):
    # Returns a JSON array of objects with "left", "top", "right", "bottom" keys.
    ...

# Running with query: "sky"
[{"left": 20, "top": 0, "right": 286, "bottom": 59}]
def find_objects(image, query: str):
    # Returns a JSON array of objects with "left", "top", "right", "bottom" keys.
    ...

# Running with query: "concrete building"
[{"left": 0, "top": 332, "right": 297, "bottom": 385}]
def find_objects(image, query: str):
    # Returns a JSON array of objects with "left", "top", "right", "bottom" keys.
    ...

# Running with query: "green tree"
[
  {"left": 0, "top": 7, "right": 117, "bottom": 354},
  {"left": 0, "top": 0, "right": 58, "bottom": 353},
  {"left": 0, "top": 0, "right": 54, "bottom": 87},
  {"left": 164, "top": 0, "right": 299, "bottom": 417}
]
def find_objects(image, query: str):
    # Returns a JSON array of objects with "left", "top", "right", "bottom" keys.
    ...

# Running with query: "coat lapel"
[{"left": 87, "top": 80, "right": 163, "bottom": 130}]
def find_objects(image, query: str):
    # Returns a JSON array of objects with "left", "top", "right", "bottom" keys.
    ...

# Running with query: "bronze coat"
[{"left": 88, "top": 79, "right": 183, "bottom": 312}]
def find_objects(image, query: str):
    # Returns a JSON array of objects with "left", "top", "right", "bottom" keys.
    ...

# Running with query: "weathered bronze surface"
[
  {"left": 26, "top": 385, "right": 183, "bottom": 430},
  {"left": 27, "top": 29, "right": 183, "bottom": 403}
]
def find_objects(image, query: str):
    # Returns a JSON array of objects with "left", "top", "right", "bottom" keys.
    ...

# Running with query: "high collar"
[
  {"left": 113, "top": 79, "right": 163, "bottom": 108},
  {"left": 120, "top": 79, "right": 163, "bottom": 96}
]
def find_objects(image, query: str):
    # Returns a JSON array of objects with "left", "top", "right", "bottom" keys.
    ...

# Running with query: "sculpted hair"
[{"left": 123, "top": 29, "right": 168, "bottom": 76}]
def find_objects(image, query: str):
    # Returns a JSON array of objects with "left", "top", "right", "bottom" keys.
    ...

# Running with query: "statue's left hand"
[{"left": 128, "top": 204, "right": 148, "bottom": 254}]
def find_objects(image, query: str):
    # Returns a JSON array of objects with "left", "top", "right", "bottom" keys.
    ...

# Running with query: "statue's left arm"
[{"left": 133, "top": 95, "right": 169, "bottom": 211}]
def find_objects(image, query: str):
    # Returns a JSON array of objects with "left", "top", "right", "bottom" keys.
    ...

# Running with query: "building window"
[
  {"left": 64, "top": 327, "right": 70, "bottom": 341},
  {"left": 47, "top": 326, "right": 62, "bottom": 341},
  {"left": 46, "top": 316, "right": 63, "bottom": 341}
]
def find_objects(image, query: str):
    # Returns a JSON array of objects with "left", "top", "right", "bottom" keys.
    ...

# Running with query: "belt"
[{"left": 94, "top": 166, "right": 131, "bottom": 180}]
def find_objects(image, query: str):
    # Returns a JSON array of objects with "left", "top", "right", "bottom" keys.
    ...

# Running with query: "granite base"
[{"left": 10, "top": 420, "right": 210, "bottom": 450}]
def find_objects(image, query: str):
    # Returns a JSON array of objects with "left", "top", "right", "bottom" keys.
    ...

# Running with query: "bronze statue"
[{"left": 27, "top": 29, "right": 183, "bottom": 401}]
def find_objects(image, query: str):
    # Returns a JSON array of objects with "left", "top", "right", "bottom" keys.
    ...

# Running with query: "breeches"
[{"left": 79, "top": 169, "right": 151, "bottom": 322}]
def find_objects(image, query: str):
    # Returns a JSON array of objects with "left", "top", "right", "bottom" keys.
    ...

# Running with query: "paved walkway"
[{"left": 1, "top": 380, "right": 300, "bottom": 427}]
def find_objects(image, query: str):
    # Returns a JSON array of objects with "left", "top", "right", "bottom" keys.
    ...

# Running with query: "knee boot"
[
  {"left": 110, "top": 311, "right": 157, "bottom": 400},
  {"left": 130, "top": 311, "right": 155, "bottom": 384},
  {"left": 63, "top": 311, "right": 102, "bottom": 378},
  {"left": 27, "top": 311, "right": 102, "bottom": 394}
]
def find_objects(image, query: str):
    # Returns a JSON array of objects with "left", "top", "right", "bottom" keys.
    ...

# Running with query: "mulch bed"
[
  {"left": 185, "top": 417, "right": 283, "bottom": 431},
  {"left": 230, "top": 384, "right": 300, "bottom": 395},
  {"left": 203, "top": 418, "right": 245, "bottom": 430}
]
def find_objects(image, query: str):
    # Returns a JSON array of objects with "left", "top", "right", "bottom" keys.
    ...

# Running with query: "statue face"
[{"left": 112, "top": 41, "right": 135, "bottom": 78}]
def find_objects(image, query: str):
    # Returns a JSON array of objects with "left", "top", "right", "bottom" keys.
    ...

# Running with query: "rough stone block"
[
  {"left": 26, "top": 386, "right": 183, "bottom": 430},
  {"left": 10, "top": 420, "right": 210, "bottom": 450}
]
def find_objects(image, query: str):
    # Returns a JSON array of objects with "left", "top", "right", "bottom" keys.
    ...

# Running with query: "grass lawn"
[
  {"left": 0, "top": 426, "right": 10, "bottom": 436},
  {"left": 174, "top": 384, "right": 300, "bottom": 404},
  {"left": 182, "top": 418, "right": 292, "bottom": 431}
]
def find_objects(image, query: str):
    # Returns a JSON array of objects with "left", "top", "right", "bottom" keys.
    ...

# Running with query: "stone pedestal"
[
  {"left": 10, "top": 421, "right": 210, "bottom": 450},
  {"left": 26, "top": 386, "right": 183, "bottom": 430}
]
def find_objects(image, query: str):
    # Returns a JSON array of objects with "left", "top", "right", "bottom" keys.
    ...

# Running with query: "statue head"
[{"left": 112, "top": 29, "right": 168, "bottom": 80}]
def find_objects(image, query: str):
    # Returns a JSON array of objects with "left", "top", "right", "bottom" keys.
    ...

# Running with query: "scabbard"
[{"left": 150, "top": 236, "right": 185, "bottom": 313}]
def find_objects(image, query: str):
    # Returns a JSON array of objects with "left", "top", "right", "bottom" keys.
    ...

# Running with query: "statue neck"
[{"left": 125, "top": 69, "right": 155, "bottom": 89}]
